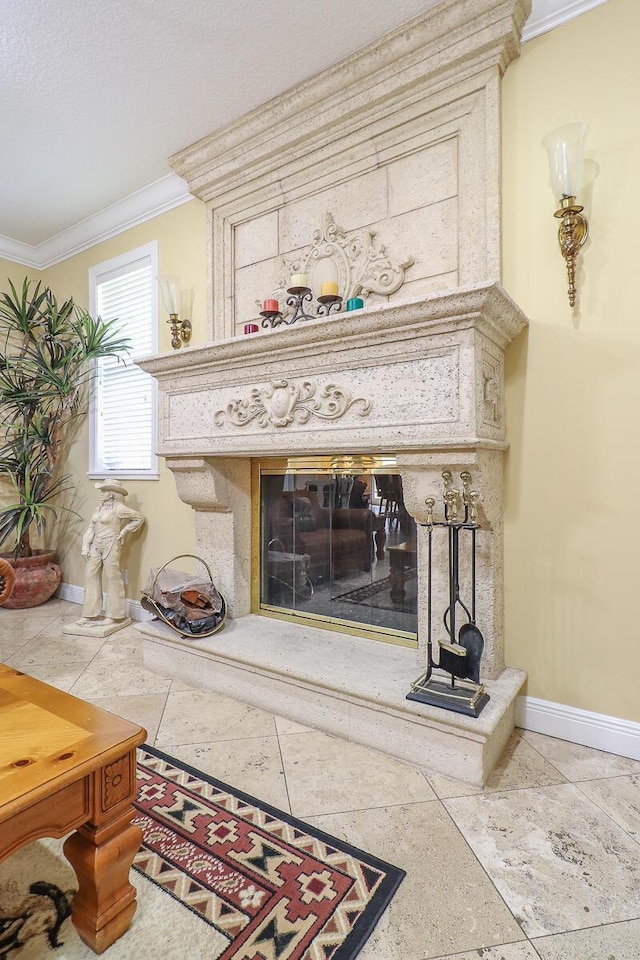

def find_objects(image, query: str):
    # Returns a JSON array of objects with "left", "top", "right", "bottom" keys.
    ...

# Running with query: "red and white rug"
[{"left": 0, "top": 745, "right": 404, "bottom": 960}]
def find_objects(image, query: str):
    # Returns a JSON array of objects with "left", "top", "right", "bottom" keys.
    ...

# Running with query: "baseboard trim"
[
  {"left": 56, "top": 582, "right": 83, "bottom": 606},
  {"left": 516, "top": 695, "right": 640, "bottom": 761},
  {"left": 55, "top": 582, "right": 152, "bottom": 622}
]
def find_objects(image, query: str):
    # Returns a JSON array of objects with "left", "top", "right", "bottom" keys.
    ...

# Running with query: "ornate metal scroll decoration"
[
  {"left": 214, "top": 379, "right": 372, "bottom": 429},
  {"left": 254, "top": 212, "right": 414, "bottom": 320}
]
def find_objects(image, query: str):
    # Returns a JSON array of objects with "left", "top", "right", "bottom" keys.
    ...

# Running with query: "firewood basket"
[{"left": 141, "top": 554, "right": 227, "bottom": 638}]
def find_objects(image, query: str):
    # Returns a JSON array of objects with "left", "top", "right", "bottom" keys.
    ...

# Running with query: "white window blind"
[{"left": 88, "top": 243, "right": 158, "bottom": 478}]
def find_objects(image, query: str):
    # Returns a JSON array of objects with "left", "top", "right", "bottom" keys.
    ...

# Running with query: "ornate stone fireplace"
[{"left": 137, "top": 0, "right": 532, "bottom": 784}]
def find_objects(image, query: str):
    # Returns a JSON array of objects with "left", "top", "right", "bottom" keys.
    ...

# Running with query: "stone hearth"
[
  {"left": 137, "top": 0, "right": 532, "bottom": 785},
  {"left": 140, "top": 616, "right": 524, "bottom": 787}
]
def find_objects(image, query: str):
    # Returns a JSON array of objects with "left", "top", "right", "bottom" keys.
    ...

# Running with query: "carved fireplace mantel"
[
  {"left": 141, "top": 282, "right": 525, "bottom": 457},
  {"left": 137, "top": 282, "right": 528, "bottom": 784},
  {"left": 139, "top": 281, "right": 527, "bottom": 677}
]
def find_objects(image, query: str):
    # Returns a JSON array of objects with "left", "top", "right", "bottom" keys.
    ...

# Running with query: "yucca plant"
[{"left": 0, "top": 278, "right": 130, "bottom": 558}]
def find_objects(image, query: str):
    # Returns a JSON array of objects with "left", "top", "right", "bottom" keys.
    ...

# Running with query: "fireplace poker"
[
  {"left": 424, "top": 500, "right": 434, "bottom": 684},
  {"left": 457, "top": 489, "right": 484, "bottom": 683}
]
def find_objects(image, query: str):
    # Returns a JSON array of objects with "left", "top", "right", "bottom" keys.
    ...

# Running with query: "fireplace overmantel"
[{"left": 168, "top": 0, "right": 532, "bottom": 342}]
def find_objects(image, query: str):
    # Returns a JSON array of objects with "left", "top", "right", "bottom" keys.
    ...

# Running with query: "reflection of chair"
[
  {"left": 269, "top": 490, "right": 373, "bottom": 581},
  {"left": 323, "top": 477, "right": 354, "bottom": 508},
  {"left": 348, "top": 479, "right": 368, "bottom": 509},
  {"left": 374, "top": 475, "right": 403, "bottom": 529}
]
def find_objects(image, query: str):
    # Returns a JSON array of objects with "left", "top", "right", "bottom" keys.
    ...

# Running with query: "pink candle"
[
  {"left": 262, "top": 299, "right": 279, "bottom": 313},
  {"left": 244, "top": 323, "right": 259, "bottom": 334}
]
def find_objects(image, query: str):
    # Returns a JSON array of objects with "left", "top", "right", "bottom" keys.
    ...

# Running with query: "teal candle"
[{"left": 346, "top": 298, "right": 364, "bottom": 311}]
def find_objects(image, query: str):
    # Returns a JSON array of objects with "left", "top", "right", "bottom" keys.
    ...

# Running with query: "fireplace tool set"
[{"left": 407, "top": 471, "right": 490, "bottom": 717}]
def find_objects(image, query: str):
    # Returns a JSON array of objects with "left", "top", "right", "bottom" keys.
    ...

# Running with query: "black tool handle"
[
  {"left": 448, "top": 524, "right": 456, "bottom": 642},
  {"left": 425, "top": 523, "right": 433, "bottom": 680},
  {"left": 471, "top": 525, "right": 476, "bottom": 623}
]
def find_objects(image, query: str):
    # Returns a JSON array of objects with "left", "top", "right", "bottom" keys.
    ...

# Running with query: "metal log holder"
[
  {"left": 260, "top": 285, "right": 343, "bottom": 329},
  {"left": 406, "top": 471, "right": 490, "bottom": 718},
  {"left": 140, "top": 554, "right": 227, "bottom": 638}
]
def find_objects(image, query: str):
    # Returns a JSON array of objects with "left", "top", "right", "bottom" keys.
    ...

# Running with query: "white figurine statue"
[{"left": 66, "top": 480, "right": 145, "bottom": 637}]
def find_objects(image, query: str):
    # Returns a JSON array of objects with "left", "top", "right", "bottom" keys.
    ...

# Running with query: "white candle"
[{"left": 290, "top": 273, "right": 308, "bottom": 288}]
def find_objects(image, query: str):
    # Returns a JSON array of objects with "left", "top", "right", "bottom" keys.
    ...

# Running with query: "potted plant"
[{"left": 0, "top": 278, "right": 130, "bottom": 607}]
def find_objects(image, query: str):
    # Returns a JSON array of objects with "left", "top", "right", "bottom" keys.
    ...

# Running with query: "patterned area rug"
[
  {"left": 0, "top": 745, "right": 404, "bottom": 960},
  {"left": 334, "top": 574, "right": 417, "bottom": 614}
]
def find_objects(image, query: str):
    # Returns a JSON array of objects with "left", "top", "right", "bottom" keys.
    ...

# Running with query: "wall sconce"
[
  {"left": 158, "top": 276, "right": 192, "bottom": 349},
  {"left": 542, "top": 123, "right": 589, "bottom": 307}
]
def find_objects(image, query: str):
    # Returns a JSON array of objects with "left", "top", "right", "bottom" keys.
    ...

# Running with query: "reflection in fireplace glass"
[{"left": 260, "top": 470, "right": 417, "bottom": 644}]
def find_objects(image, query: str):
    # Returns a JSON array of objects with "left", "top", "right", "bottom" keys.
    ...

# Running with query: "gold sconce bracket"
[
  {"left": 158, "top": 277, "right": 193, "bottom": 350},
  {"left": 553, "top": 196, "right": 588, "bottom": 308},
  {"left": 543, "top": 123, "right": 590, "bottom": 309},
  {"left": 168, "top": 314, "right": 192, "bottom": 350}
]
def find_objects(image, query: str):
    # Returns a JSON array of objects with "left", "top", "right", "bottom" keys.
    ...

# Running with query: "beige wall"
[
  {"left": 35, "top": 201, "right": 207, "bottom": 599},
  {"left": 0, "top": 258, "right": 42, "bottom": 286},
  {"left": 501, "top": 0, "right": 640, "bottom": 721}
]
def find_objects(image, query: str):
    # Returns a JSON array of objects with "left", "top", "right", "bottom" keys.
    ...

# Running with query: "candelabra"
[{"left": 260, "top": 285, "right": 343, "bottom": 329}]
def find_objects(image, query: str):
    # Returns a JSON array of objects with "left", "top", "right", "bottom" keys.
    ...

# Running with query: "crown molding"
[
  {"left": 0, "top": 234, "right": 42, "bottom": 269},
  {"left": 0, "top": 0, "right": 609, "bottom": 270},
  {"left": 523, "top": 0, "right": 609, "bottom": 41},
  {"left": 0, "top": 174, "right": 192, "bottom": 271}
]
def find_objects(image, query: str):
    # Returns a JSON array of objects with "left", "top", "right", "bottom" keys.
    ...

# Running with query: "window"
[{"left": 88, "top": 242, "right": 159, "bottom": 479}]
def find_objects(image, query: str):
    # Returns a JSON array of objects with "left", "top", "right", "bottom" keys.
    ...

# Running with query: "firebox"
[{"left": 253, "top": 457, "right": 418, "bottom": 646}]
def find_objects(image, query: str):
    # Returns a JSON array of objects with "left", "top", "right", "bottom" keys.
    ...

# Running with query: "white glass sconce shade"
[
  {"left": 542, "top": 123, "right": 588, "bottom": 198},
  {"left": 157, "top": 276, "right": 181, "bottom": 315},
  {"left": 180, "top": 288, "right": 194, "bottom": 319}
]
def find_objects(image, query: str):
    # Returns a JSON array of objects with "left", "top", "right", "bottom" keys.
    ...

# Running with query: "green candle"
[{"left": 346, "top": 298, "right": 364, "bottom": 311}]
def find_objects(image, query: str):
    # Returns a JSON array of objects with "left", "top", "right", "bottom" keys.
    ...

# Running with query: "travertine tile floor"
[{"left": 2, "top": 598, "right": 640, "bottom": 960}]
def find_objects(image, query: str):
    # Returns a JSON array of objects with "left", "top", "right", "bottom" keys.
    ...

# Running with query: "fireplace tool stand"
[{"left": 407, "top": 472, "right": 490, "bottom": 718}]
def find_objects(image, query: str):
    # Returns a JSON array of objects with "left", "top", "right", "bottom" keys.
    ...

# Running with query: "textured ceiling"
[{"left": 0, "top": 0, "right": 598, "bottom": 249}]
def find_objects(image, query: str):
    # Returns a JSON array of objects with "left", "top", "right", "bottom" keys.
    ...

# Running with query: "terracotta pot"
[{"left": 1, "top": 550, "right": 62, "bottom": 609}]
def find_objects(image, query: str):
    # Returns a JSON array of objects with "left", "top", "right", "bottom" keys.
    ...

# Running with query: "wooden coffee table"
[{"left": 0, "top": 664, "right": 146, "bottom": 953}]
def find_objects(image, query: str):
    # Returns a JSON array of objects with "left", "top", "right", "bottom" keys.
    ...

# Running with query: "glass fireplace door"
[{"left": 256, "top": 458, "right": 418, "bottom": 646}]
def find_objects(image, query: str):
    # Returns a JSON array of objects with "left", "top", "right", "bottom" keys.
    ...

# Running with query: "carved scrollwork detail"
[
  {"left": 255, "top": 212, "right": 414, "bottom": 319},
  {"left": 214, "top": 379, "right": 372, "bottom": 429},
  {"left": 481, "top": 352, "right": 501, "bottom": 427}
]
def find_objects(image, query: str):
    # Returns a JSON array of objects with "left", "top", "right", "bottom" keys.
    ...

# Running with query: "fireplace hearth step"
[{"left": 136, "top": 614, "right": 526, "bottom": 787}]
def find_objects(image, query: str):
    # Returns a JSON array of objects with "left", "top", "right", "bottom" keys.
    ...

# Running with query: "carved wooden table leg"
[
  {"left": 373, "top": 514, "right": 386, "bottom": 560},
  {"left": 388, "top": 543, "right": 417, "bottom": 603},
  {"left": 63, "top": 749, "right": 142, "bottom": 954},
  {"left": 389, "top": 571, "right": 405, "bottom": 602}
]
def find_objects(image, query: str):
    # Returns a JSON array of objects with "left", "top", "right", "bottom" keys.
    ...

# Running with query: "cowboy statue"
[{"left": 65, "top": 479, "right": 145, "bottom": 637}]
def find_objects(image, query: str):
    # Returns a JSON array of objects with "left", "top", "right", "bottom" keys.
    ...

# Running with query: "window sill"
[{"left": 87, "top": 472, "right": 160, "bottom": 482}]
